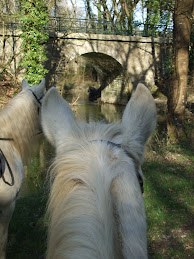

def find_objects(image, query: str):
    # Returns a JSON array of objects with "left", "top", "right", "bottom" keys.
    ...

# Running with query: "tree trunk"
[{"left": 167, "top": 0, "right": 193, "bottom": 142}]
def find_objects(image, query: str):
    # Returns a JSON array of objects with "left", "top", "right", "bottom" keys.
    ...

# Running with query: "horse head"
[{"left": 41, "top": 83, "right": 157, "bottom": 259}]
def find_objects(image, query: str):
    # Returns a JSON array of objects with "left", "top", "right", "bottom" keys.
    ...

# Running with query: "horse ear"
[
  {"left": 41, "top": 87, "right": 76, "bottom": 147},
  {"left": 39, "top": 78, "right": 46, "bottom": 92},
  {"left": 121, "top": 83, "right": 157, "bottom": 164},
  {"left": 21, "top": 79, "right": 30, "bottom": 89}
]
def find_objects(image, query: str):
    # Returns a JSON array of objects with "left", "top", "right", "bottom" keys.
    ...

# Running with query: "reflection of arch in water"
[{"left": 71, "top": 102, "right": 125, "bottom": 124}]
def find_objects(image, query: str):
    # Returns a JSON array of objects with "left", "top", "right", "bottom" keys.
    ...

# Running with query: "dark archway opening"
[{"left": 57, "top": 52, "right": 126, "bottom": 104}]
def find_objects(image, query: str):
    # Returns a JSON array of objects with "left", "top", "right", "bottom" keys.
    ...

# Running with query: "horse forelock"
[
  {"left": 0, "top": 90, "right": 41, "bottom": 162},
  {"left": 48, "top": 121, "right": 122, "bottom": 181}
]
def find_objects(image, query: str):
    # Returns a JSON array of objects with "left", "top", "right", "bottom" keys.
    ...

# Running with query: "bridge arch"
[
  {"left": 64, "top": 42, "right": 124, "bottom": 67},
  {"left": 56, "top": 50, "right": 129, "bottom": 104}
]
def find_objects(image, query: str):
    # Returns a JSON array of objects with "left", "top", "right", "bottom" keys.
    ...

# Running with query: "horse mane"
[
  {"left": 0, "top": 90, "right": 41, "bottom": 163},
  {"left": 46, "top": 122, "right": 122, "bottom": 259}
]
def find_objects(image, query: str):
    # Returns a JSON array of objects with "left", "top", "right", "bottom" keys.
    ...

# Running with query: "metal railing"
[
  {"left": 0, "top": 16, "right": 173, "bottom": 38},
  {"left": 47, "top": 18, "right": 173, "bottom": 37}
]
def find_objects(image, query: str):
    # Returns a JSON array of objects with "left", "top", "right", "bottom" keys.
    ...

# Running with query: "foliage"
[
  {"left": 143, "top": 0, "right": 174, "bottom": 25},
  {"left": 84, "top": 0, "right": 141, "bottom": 31},
  {"left": 142, "top": 0, "right": 174, "bottom": 36},
  {"left": 19, "top": 0, "right": 49, "bottom": 85}
]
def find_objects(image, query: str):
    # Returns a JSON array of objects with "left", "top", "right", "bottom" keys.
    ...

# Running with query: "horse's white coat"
[
  {"left": 41, "top": 83, "right": 157, "bottom": 259},
  {"left": 0, "top": 79, "right": 45, "bottom": 259}
]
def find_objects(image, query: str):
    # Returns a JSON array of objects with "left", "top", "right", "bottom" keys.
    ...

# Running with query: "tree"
[
  {"left": 167, "top": 0, "right": 193, "bottom": 141},
  {"left": 142, "top": 0, "right": 173, "bottom": 36},
  {"left": 85, "top": 0, "right": 140, "bottom": 32},
  {"left": 19, "top": 0, "right": 49, "bottom": 85}
]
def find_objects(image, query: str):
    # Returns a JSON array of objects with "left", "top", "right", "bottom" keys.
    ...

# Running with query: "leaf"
[{"left": 19, "top": 0, "right": 49, "bottom": 85}]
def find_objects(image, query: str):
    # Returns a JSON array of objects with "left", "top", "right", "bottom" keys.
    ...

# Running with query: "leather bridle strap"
[
  {"left": 123, "top": 149, "right": 144, "bottom": 193},
  {"left": 0, "top": 147, "right": 14, "bottom": 186},
  {"left": 0, "top": 138, "right": 14, "bottom": 141},
  {"left": 28, "top": 89, "right": 44, "bottom": 106}
]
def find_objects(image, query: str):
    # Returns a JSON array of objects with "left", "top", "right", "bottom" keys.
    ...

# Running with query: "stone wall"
[{"left": 101, "top": 74, "right": 129, "bottom": 104}]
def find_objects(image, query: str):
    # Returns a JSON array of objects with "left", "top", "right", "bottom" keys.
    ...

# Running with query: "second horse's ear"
[
  {"left": 21, "top": 79, "right": 30, "bottom": 90},
  {"left": 38, "top": 78, "right": 46, "bottom": 93},
  {"left": 41, "top": 87, "right": 76, "bottom": 147},
  {"left": 31, "top": 78, "right": 46, "bottom": 98}
]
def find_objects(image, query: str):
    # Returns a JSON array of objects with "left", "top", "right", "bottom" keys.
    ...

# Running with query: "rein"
[
  {"left": 0, "top": 142, "right": 14, "bottom": 186},
  {"left": 0, "top": 130, "right": 42, "bottom": 187},
  {"left": 0, "top": 138, "right": 14, "bottom": 141},
  {"left": 91, "top": 140, "right": 144, "bottom": 193}
]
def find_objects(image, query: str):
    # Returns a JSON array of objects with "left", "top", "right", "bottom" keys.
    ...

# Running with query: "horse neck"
[{"left": 0, "top": 91, "right": 40, "bottom": 161}]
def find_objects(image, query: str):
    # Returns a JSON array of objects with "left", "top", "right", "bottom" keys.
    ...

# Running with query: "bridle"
[
  {"left": 28, "top": 88, "right": 44, "bottom": 106},
  {"left": 90, "top": 140, "right": 144, "bottom": 193},
  {"left": 28, "top": 88, "right": 44, "bottom": 115},
  {"left": 0, "top": 89, "right": 44, "bottom": 186},
  {"left": 0, "top": 145, "right": 14, "bottom": 186}
]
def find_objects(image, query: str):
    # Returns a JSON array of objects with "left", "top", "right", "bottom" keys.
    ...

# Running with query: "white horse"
[
  {"left": 0, "top": 79, "right": 45, "bottom": 259},
  {"left": 41, "top": 83, "right": 157, "bottom": 259}
]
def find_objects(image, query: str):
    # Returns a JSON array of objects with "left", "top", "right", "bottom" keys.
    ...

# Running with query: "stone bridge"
[
  {"left": 46, "top": 32, "right": 170, "bottom": 103},
  {"left": 0, "top": 28, "right": 171, "bottom": 104}
]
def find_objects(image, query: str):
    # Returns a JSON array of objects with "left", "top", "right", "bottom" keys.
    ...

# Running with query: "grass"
[
  {"left": 6, "top": 142, "right": 194, "bottom": 258},
  {"left": 7, "top": 191, "right": 48, "bottom": 259},
  {"left": 144, "top": 143, "right": 194, "bottom": 258}
]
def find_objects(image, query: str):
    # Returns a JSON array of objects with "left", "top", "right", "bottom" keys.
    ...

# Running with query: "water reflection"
[{"left": 73, "top": 101, "right": 124, "bottom": 122}]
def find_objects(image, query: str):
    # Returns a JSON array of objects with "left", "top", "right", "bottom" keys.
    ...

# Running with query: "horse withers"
[
  {"left": 0, "top": 79, "right": 45, "bottom": 259},
  {"left": 41, "top": 83, "right": 157, "bottom": 259}
]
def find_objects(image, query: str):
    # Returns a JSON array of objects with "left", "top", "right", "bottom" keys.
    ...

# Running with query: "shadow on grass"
[
  {"left": 143, "top": 159, "right": 194, "bottom": 258},
  {"left": 7, "top": 190, "right": 48, "bottom": 259}
]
